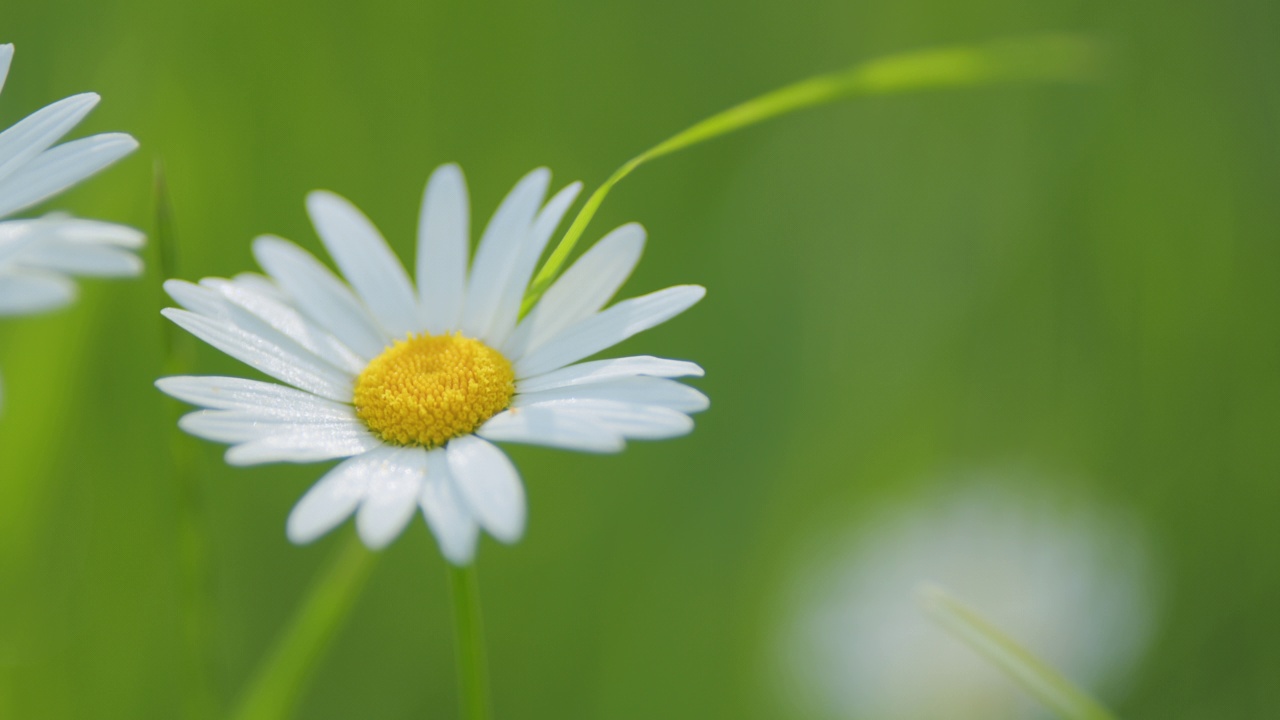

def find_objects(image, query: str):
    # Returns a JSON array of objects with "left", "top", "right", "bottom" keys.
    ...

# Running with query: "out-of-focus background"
[{"left": 2, "top": 0, "right": 1277, "bottom": 718}]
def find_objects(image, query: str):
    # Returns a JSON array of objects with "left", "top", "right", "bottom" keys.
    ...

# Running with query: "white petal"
[
  {"left": 0, "top": 220, "right": 39, "bottom": 264},
  {"left": 355, "top": 447, "right": 428, "bottom": 549},
  {"left": 516, "top": 355, "right": 703, "bottom": 393},
  {"left": 416, "top": 164, "right": 469, "bottom": 334},
  {"left": 157, "top": 375, "right": 355, "bottom": 416},
  {"left": 19, "top": 241, "right": 141, "bottom": 276},
  {"left": 179, "top": 410, "right": 366, "bottom": 444},
  {"left": 483, "top": 180, "right": 581, "bottom": 348},
  {"left": 225, "top": 427, "right": 382, "bottom": 466},
  {"left": 446, "top": 435, "right": 526, "bottom": 543},
  {"left": 0, "top": 217, "right": 143, "bottom": 267},
  {"left": 164, "top": 279, "right": 226, "bottom": 317},
  {"left": 459, "top": 168, "right": 549, "bottom": 339},
  {"left": 420, "top": 449, "right": 480, "bottom": 565},
  {"left": 0, "top": 45, "right": 13, "bottom": 96},
  {"left": 30, "top": 217, "right": 145, "bottom": 248},
  {"left": 520, "top": 399, "right": 695, "bottom": 440},
  {"left": 287, "top": 452, "right": 372, "bottom": 544},
  {"left": 515, "top": 376, "right": 708, "bottom": 414},
  {"left": 477, "top": 406, "right": 624, "bottom": 453},
  {"left": 0, "top": 93, "right": 99, "bottom": 186},
  {"left": 505, "top": 223, "right": 645, "bottom": 360},
  {"left": 182, "top": 401, "right": 354, "bottom": 427},
  {"left": 167, "top": 279, "right": 361, "bottom": 378},
  {"left": 516, "top": 285, "right": 705, "bottom": 378},
  {"left": 227, "top": 272, "right": 288, "bottom": 302},
  {"left": 203, "top": 277, "right": 366, "bottom": 375},
  {"left": 252, "top": 235, "right": 387, "bottom": 359},
  {"left": 0, "top": 269, "right": 75, "bottom": 315},
  {"left": 0, "top": 133, "right": 138, "bottom": 218},
  {"left": 161, "top": 308, "right": 354, "bottom": 401},
  {"left": 306, "top": 191, "right": 419, "bottom": 338}
]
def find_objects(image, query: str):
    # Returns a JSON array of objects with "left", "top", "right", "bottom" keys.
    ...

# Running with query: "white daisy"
[
  {"left": 0, "top": 43, "right": 143, "bottom": 404},
  {"left": 157, "top": 164, "right": 707, "bottom": 564}
]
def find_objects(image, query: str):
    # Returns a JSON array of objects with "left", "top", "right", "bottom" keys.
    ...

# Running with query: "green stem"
[
  {"left": 919, "top": 584, "right": 1120, "bottom": 720},
  {"left": 448, "top": 564, "right": 492, "bottom": 720},
  {"left": 229, "top": 534, "right": 378, "bottom": 720},
  {"left": 520, "top": 33, "right": 1099, "bottom": 314}
]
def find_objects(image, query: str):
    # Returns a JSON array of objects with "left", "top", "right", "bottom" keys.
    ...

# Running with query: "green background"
[{"left": 2, "top": 0, "right": 1277, "bottom": 717}]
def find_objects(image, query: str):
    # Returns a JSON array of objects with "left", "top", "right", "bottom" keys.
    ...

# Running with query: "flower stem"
[
  {"left": 448, "top": 564, "right": 492, "bottom": 720},
  {"left": 229, "top": 533, "right": 378, "bottom": 720}
]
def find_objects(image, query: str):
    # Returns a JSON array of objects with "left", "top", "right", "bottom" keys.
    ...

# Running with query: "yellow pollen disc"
[{"left": 353, "top": 332, "right": 515, "bottom": 448}]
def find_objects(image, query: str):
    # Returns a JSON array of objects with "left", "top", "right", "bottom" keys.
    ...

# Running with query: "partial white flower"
[
  {"left": 0, "top": 43, "right": 143, "bottom": 406},
  {"left": 158, "top": 164, "right": 707, "bottom": 564},
  {"left": 775, "top": 478, "right": 1159, "bottom": 720}
]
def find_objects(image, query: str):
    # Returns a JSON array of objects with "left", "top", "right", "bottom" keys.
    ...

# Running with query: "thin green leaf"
[
  {"left": 919, "top": 584, "right": 1120, "bottom": 720},
  {"left": 521, "top": 33, "right": 1100, "bottom": 314}
]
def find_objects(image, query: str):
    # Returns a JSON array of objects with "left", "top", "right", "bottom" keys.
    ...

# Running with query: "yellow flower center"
[{"left": 353, "top": 333, "right": 515, "bottom": 448}]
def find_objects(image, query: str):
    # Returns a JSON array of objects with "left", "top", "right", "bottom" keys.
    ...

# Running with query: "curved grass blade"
[
  {"left": 229, "top": 534, "right": 378, "bottom": 720},
  {"left": 522, "top": 33, "right": 1101, "bottom": 314},
  {"left": 919, "top": 584, "right": 1120, "bottom": 720}
]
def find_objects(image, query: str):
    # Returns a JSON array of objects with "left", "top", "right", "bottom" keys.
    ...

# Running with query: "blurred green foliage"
[{"left": 1, "top": 0, "right": 1277, "bottom": 718}]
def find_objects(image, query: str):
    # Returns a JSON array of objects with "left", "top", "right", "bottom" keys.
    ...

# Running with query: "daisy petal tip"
[
  {"left": 438, "top": 535, "right": 478, "bottom": 566},
  {"left": 430, "top": 162, "right": 465, "bottom": 182},
  {"left": 285, "top": 521, "right": 322, "bottom": 546},
  {"left": 444, "top": 552, "right": 475, "bottom": 567},
  {"left": 492, "top": 517, "right": 525, "bottom": 545},
  {"left": 67, "top": 91, "right": 101, "bottom": 109},
  {"left": 305, "top": 189, "right": 348, "bottom": 217},
  {"left": 355, "top": 516, "right": 404, "bottom": 551},
  {"left": 250, "top": 234, "right": 294, "bottom": 264},
  {"left": 285, "top": 502, "right": 347, "bottom": 546},
  {"left": 161, "top": 278, "right": 191, "bottom": 296},
  {"left": 616, "top": 221, "right": 646, "bottom": 238},
  {"left": 154, "top": 376, "right": 194, "bottom": 401},
  {"left": 106, "top": 132, "right": 140, "bottom": 154},
  {"left": 223, "top": 447, "right": 253, "bottom": 467}
]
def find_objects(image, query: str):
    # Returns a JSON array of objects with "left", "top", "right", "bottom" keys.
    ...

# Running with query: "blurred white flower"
[
  {"left": 776, "top": 478, "right": 1158, "bottom": 720},
  {"left": 0, "top": 43, "right": 143, "bottom": 406},
  {"left": 158, "top": 164, "right": 707, "bottom": 564}
]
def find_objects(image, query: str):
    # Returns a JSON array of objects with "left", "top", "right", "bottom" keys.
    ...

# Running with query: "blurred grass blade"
[
  {"left": 229, "top": 535, "right": 378, "bottom": 720},
  {"left": 919, "top": 584, "right": 1120, "bottom": 720},
  {"left": 521, "top": 33, "right": 1100, "bottom": 313},
  {"left": 154, "top": 159, "right": 194, "bottom": 371},
  {"left": 154, "top": 159, "right": 219, "bottom": 720}
]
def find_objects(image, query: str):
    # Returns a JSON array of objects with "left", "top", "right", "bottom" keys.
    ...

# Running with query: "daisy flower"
[
  {"left": 0, "top": 43, "right": 143, "bottom": 404},
  {"left": 157, "top": 164, "right": 707, "bottom": 564}
]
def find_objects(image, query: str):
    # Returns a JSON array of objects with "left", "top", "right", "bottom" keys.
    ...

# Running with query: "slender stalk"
[
  {"left": 448, "top": 564, "right": 492, "bottom": 720},
  {"left": 229, "top": 534, "right": 378, "bottom": 720},
  {"left": 919, "top": 584, "right": 1120, "bottom": 720},
  {"left": 521, "top": 33, "right": 1099, "bottom": 314}
]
